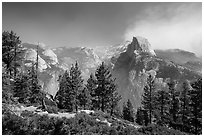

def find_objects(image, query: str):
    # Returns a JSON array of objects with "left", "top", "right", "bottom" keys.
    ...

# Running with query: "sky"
[{"left": 2, "top": 2, "right": 202, "bottom": 56}]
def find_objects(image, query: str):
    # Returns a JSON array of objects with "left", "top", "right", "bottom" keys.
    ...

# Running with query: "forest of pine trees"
[
  {"left": 2, "top": 31, "right": 44, "bottom": 105},
  {"left": 55, "top": 61, "right": 121, "bottom": 115},
  {"left": 2, "top": 30, "right": 202, "bottom": 135},
  {"left": 135, "top": 75, "right": 202, "bottom": 134}
]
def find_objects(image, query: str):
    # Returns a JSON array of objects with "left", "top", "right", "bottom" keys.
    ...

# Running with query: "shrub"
[
  {"left": 21, "top": 110, "right": 34, "bottom": 117},
  {"left": 2, "top": 107, "right": 188, "bottom": 135},
  {"left": 2, "top": 111, "right": 27, "bottom": 135},
  {"left": 137, "top": 124, "right": 187, "bottom": 135}
]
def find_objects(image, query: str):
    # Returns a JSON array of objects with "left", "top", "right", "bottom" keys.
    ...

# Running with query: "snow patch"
[
  {"left": 128, "top": 123, "right": 141, "bottom": 129},
  {"left": 21, "top": 106, "right": 38, "bottom": 112},
  {"left": 78, "top": 110, "right": 95, "bottom": 114},
  {"left": 45, "top": 112, "right": 76, "bottom": 119},
  {"left": 16, "top": 105, "right": 76, "bottom": 119},
  {"left": 96, "top": 118, "right": 112, "bottom": 126}
]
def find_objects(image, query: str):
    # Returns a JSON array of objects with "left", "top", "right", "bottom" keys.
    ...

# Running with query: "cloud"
[{"left": 124, "top": 3, "right": 202, "bottom": 56}]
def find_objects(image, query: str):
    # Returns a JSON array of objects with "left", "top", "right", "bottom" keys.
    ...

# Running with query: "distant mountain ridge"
[
  {"left": 155, "top": 49, "right": 201, "bottom": 73},
  {"left": 22, "top": 37, "right": 201, "bottom": 109}
]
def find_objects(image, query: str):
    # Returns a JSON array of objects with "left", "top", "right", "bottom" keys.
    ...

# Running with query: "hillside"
[
  {"left": 155, "top": 49, "right": 202, "bottom": 73},
  {"left": 2, "top": 103, "right": 187, "bottom": 135}
]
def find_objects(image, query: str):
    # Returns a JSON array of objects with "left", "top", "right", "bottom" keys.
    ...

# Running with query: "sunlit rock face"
[
  {"left": 23, "top": 43, "right": 63, "bottom": 96},
  {"left": 107, "top": 37, "right": 157, "bottom": 109},
  {"left": 24, "top": 48, "right": 48, "bottom": 72},
  {"left": 52, "top": 46, "right": 102, "bottom": 79},
  {"left": 42, "top": 49, "right": 58, "bottom": 65},
  {"left": 23, "top": 43, "right": 102, "bottom": 97}
]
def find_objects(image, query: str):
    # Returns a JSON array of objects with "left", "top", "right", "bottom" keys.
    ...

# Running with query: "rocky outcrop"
[
  {"left": 126, "top": 37, "right": 156, "bottom": 57},
  {"left": 42, "top": 49, "right": 58, "bottom": 65}
]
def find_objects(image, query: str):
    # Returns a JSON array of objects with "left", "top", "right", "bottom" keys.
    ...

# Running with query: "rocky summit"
[{"left": 126, "top": 36, "right": 156, "bottom": 57}]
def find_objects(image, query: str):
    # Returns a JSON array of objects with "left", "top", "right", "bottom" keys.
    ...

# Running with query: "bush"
[
  {"left": 21, "top": 110, "right": 34, "bottom": 117},
  {"left": 2, "top": 111, "right": 27, "bottom": 135},
  {"left": 137, "top": 124, "right": 187, "bottom": 135},
  {"left": 2, "top": 108, "right": 188, "bottom": 135}
]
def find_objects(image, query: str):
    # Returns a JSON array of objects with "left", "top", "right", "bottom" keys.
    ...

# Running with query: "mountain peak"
[{"left": 126, "top": 36, "right": 156, "bottom": 56}]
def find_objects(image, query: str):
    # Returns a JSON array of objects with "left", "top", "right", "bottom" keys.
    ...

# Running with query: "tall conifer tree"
[
  {"left": 189, "top": 78, "right": 202, "bottom": 134},
  {"left": 86, "top": 73, "right": 98, "bottom": 109},
  {"left": 167, "top": 80, "right": 180, "bottom": 127},
  {"left": 69, "top": 61, "right": 84, "bottom": 112},
  {"left": 95, "top": 62, "right": 118, "bottom": 112},
  {"left": 78, "top": 87, "right": 91, "bottom": 110},
  {"left": 2, "top": 31, "right": 24, "bottom": 77},
  {"left": 179, "top": 80, "right": 191, "bottom": 131},
  {"left": 55, "top": 70, "right": 73, "bottom": 110},
  {"left": 141, "top": 74, "right": 155, "bottom": 124},
  {"left": 154, "top": 89, "right": 170, "bottom": 125},
  {"left": 123, "top": 99, "right": 134, "bottom": 122}
]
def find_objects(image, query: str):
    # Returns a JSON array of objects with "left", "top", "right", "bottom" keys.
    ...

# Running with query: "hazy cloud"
[
  {"left": 124, "top": 3, "right": 202, "bottom": 56},
  {"left": 3, "top": 3, "right": 202, "bottom": 56}
]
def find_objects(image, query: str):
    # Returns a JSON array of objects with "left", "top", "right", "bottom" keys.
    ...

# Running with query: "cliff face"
[
  {"left": 108, "top": 37, "right": 157, "bottom": 109},
  {"left": 126, "top": 37, "right": 156, "bottom": 57},
  {"left": 52, "top": 46, "right": 101, "bottom": 78},
  {"left": 108, "top": 37, "right": 201, "bottom": 109}
]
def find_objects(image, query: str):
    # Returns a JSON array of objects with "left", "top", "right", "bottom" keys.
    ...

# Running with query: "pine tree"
[
  {"left": 141, "top": 74, "right": 155, "bottom": 124},
  {"left": 189, "top": 78, "right": 202, "bottom": 134},
  {"left": 95, "top": 62, "right": 118, "bottom": 112},
  {"left": 55, "top": 70, "right": 73, "bottom": 110},
  {"left": 2, "top": 31, "right": 24, "bottom": 77},
  {"left": 13, "top": 72, "right": 31, "bottom": 104},
  {"left": 154, "top": 89, "right": 170, "bottom": 126},
  {"left": 167, "top": 80, "right": 180, "bottom": 127},
  {"left": 12, "top": 63, "right": 44, "bottom": 105},
  {"left": 86, "top": 73, "right": 98, "bottom": 110},
  {"left": 56, "top": 62, "right": 84, "bottom": 112},
  {"left": 109, "top": 91, "right": 122, "bottom": 116},
  {"left": 123, "top": 99, "right": 134, "bottom": 122},
  {"left": 2, "top": 63, "right": 13, "bottom": 103},
  {"left": 78, "top": 87, "right": 91, "bottom": 110},
  {"left": 179, "top": 80, "right": 191, "bottom": 131},
  {"left": 69, "top": 62, "right": 84, "bottom": 112},
  {"left": 136, "top": 107, "right": 145, "bottom": 125},
  {"left": 28, "top": 63, "right": 44, "bottom": 104},
  {"left": 143, "top": 110, "right": 149, "bottom": 126}
]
